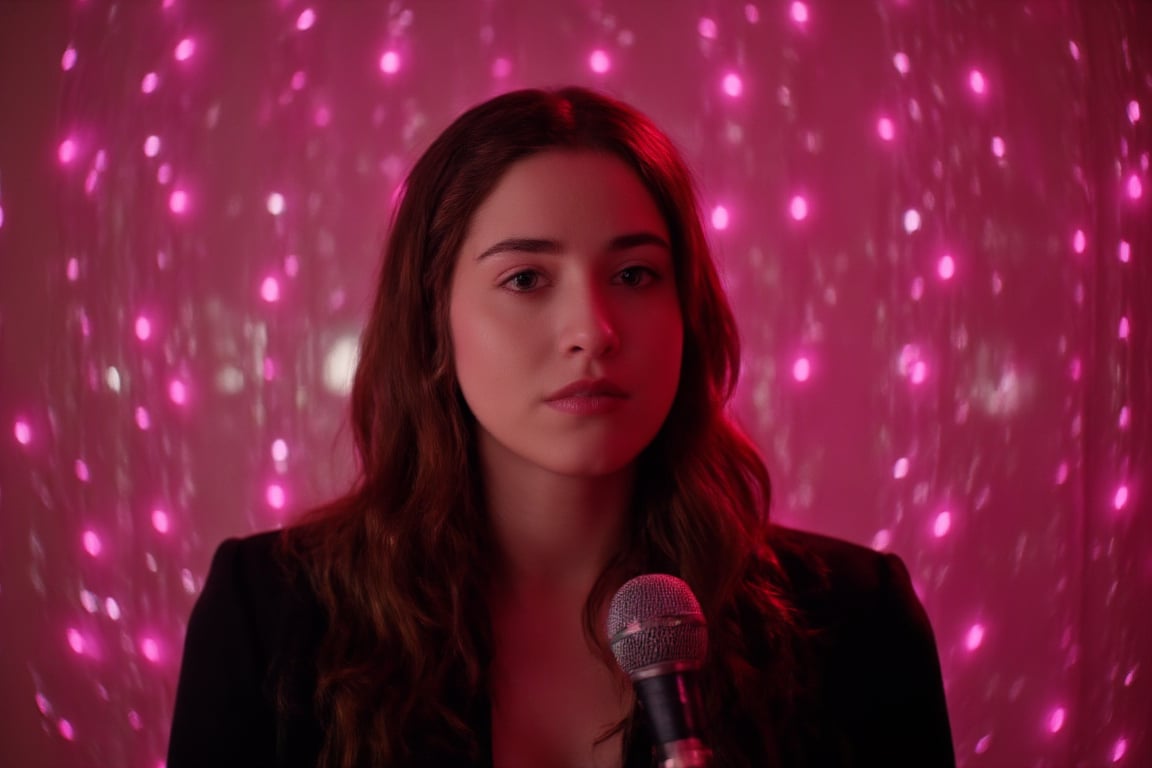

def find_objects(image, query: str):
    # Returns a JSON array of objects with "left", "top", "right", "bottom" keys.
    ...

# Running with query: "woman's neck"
[{"left": 480, "top": 441, "right": 633, "bottom": 597}]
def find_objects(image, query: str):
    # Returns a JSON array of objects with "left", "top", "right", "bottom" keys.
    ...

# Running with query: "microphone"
[{"left": 607, "top": 574, "right": 712, "bottom": 768}]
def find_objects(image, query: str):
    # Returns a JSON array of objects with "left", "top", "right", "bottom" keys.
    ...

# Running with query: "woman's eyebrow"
[{"left": 476, "top": 231, "right": 670, "bottom": 261}]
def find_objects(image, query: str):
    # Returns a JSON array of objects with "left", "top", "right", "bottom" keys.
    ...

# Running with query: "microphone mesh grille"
[{"left": 606, "top": 574, "right": 707, "bottom": 676}]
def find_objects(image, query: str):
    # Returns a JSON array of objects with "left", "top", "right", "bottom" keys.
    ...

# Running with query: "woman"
[{"left": 168, "top": 86, "right": 955, "bottom": 767}]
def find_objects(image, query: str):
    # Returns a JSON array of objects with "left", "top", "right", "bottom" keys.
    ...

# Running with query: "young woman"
[{"left": 168, "top": 87, "right": 955, "bottom": 768}]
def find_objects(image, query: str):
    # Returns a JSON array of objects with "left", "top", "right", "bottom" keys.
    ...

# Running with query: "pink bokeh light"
[
  {"left": 1048, "top": 707, "right": 1067, "bottom": 733},
  {"left": 141, "top": 72, "right": 159, "bottom": 94},
  {"left": 722, "top": 72, "right": 743, "bottom": 97},
  {"left": 588, "top": 49, "right": 611, "bottom": 74},
  {"left": 965, "top": 623, "right": 985, "bottom": 651},
  {"left": 1126, "top": 174, "right": 1143, "bottom": 200},
  {"left": 61, "top": 47, "right": 77, "bottom": 71},
  {"left": 139, "top": 637, "right": 161, "bottom": 663},
  {"left": 271, "top": 439, "right": 289, "bottom": 462},
  {"left": 1113, "top": 485, "right": 1129, "bottom": 511},
  {"left": 1073, "top": 229, "right": 1087, "bottom": 254},
  {"left": 14, "top": 419, "right": 32, "bottom": 446},
  {"left": 296, "top": 8, "right": 316, "bottom": 31},
  {"left": 789, "top": 1, "right": 810, "bottom": 25},
  {"left": 134, "top": 315, "right": 153, "bottom": 341},
  {"left": 82, "top": 530, "right": 102, "bottom": 557},
  {"left": 711, "top": 205, "right": 730, "bottom": 230},
  {"left": 937, "top": 254, "right": 956, "bottom": 280},
  {"left": 174, "top": 37, "right": 195, "bottom": 62},
  {"left": 877, "top": 116, "right": 895, "bottom": 142},
  {"left": 968, "top": 68, "right": 987, "bottom": 95},
  {"left": 151, "top": 509, "right": 171, "bottom": 534},
  {"left": 379, "top": 50, "right": 401, "bottom": 75},
  {"left": 791, "top": 356, "right": 811, "bottom": 382},
  {"left": 697, "top": 17, "right": 717, "bottom": 39},
  {"left": 261, "top": 276, "right": 281, "bottom": 303},
  {"left": 168, "top": 379, "right": 188, "bottom": 405},
  {"left": 266, "top": 483, "right": 286, "bottom": 509},
  {"left": 788, "top": 194, "right": 809, "bottom": 221},
  {"left": 168, "top": 189, "right": 189, "bottom": 215},
  {"left": 933, "top": 511, "right": 952, "bottom": 537},
  {"left": 58, "top": 138, "right": 78, "bottom": 165}
]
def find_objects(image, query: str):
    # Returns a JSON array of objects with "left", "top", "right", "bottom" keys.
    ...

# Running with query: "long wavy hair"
[{"left": 283, "top": 86, "right": 804, "bottom": 767}]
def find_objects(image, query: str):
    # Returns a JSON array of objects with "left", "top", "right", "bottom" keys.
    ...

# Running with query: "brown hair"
[{"left": 284, "top": 86, "right": 802, "bottom": 767}]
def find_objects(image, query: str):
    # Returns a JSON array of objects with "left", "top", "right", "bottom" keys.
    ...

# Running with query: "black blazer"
[{"left": 167, "top": 527, "right": 955, "bottom": 767}]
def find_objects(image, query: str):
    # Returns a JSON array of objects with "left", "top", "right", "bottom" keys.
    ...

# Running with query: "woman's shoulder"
[
  {"left": 190, "top": 528, "right": 324, "bottom": 654},
  {"left": 766, "top": 524, "right": 926, "bottom": 629}
]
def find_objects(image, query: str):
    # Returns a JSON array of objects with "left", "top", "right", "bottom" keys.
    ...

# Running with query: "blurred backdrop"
[{"left": 0, "top": 1, "right": 1149, "bottom": 766}]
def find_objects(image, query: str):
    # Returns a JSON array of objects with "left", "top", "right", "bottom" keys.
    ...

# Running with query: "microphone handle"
[{"left": 633, "top": 668, "right": 712, "bottom": 768}]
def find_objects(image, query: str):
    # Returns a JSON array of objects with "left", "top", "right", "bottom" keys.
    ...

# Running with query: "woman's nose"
[{"left": 559, "top": 283, "right": 620, "bottom": 358}]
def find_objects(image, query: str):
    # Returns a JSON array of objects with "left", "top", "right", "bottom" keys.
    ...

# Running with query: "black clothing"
[{"left": 167, "top": 527, "right": 955, "bottom": 767}]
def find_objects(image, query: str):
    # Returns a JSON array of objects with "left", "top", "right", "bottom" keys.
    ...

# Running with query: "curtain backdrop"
[{"left": 0, "top": 1, "right": 1148, "bottom": 766}]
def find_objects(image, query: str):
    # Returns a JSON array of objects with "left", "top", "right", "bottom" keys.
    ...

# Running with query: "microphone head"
[{"left": 606, "top": 574, "right": 708, "bottom": 677}]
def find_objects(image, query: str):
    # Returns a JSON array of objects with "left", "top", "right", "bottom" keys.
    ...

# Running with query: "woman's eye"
[
  {"left": 617, "top": 266, "right": 656, "bottom": 287},
  {"left": 503, "top": 270, "right": 542, "bottom": 291}
]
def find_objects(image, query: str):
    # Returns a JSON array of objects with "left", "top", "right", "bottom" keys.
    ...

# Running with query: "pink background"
[{"left": 0, "top": 1, "right": 1149, "bottom": 766}]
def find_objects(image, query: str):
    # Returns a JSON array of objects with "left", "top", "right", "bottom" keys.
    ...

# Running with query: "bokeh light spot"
[
  {"left": 933, "top": 511, "right": 951, "bottom": 537},
  {"left": 789, "top": 195, "right": 809, "bottom": 221},
  {"left": 968, "top": 68, "right": 987, "bottom": 95},
  {"left": 1113, "top": 485, "right": 1129, "bottom": 510},
  {"left": 791, "top": 357, "right": 811, "bottom": 382},
  {"left": 589, "top": 49, "right": 611, "bottom": 74},
  {"left": 698, "top": 17, "right": 717, "bottom": 39},
  {"left": 966, "top": 623, "right": 985, "bottom": 651},
  {"left": 82, "top": 530, "right": 102, "bottom": 557},
  {"left": 58, "top": 138, "right": 78, "bottom": 165},
  {"left": 266, "top": 192, "right": 285, "bottom": 215},
  {"left": 1125, "top": 174, "right": 1142, "bottom": 200},
  {"left": 271, "top": 439, "right": 289, "bottom": 462},
  {"left": 140, "top": 637, "right": 161, "bottom": 663},
  {"left": 261, "top": 276, "right": 281, "bottom": 303},
  {"left": 14, "top": 419, "right": 32, "bottom": 446},
  {"left": 711, "top": 205, "right": 730, "bottom": 230},
  {"left": 1047, "top": 707, "right": 1066, "bottom": 733},
  {"left": 61, "top": 47, "right": 77, "bottom": 71},
  {"left": 169, "top": 189, "right": 189, "bottom": 215},
  {"left": 789, "top": 1, "right": 810, "bottom": 25},
  {"left": 937, "top": 254, "right": 956, "bottom": 280},
  {"left": 877, "top": 116, "right": 895, "bottom": 141},
  {"left": 168, "top": 379, "right": 188, "bottom": 405},
  {"left": 266, "top": 483, "right": 286, "bottom": 509},
  {"left": 379, "top": 50, "right": 400, "bottom": 74},
  {"left": 296, "top": 8, "right": 316, "bottom": 31},
  {"left": 1072, "top": 229, "right": 1086, "bottom": 254},
  {"left": 151, "top": 509, "right": 171, "bottom": 534},
  {"left": 722, "top": 72, "right": 743, "bottom": 97},
  {"left": 893, "top": 457, "right": 910, "bottom": 479},
  {"left": 174, "top": 38, "right": 195, "bottom": 62},
  {"left": 903, "top": 209, "right": 921, "bottom": 233}
]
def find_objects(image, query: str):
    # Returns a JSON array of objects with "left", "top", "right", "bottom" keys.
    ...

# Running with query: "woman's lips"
[{"left": 545, "top": 379, "right": 628, "bottom": 415}]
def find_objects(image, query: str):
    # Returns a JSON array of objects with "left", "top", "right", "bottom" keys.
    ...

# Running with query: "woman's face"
[{"left": 449, "top": 150, "right": 684, "bottom": 479}]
